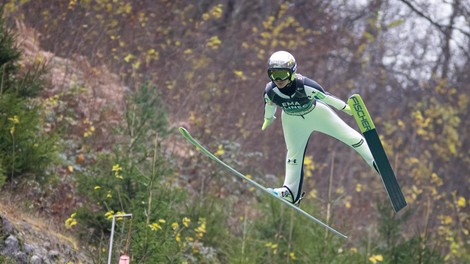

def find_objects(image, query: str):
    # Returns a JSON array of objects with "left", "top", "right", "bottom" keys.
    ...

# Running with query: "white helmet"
[{"left": 267, "top": 51, "right": 297, "bottom": 81}]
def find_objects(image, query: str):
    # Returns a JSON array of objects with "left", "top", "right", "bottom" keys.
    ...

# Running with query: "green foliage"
[
  {"left": 0, "top": 14, "right": 20, "bottom": 84},
  {"left": 0, "top": 255, "right": 17, "bottom": 264},
  {"left": 368, "top": 201, "right": 444, "bottom": 264},
  {"left": 207, "top": 196, "right": 369, "bottom": 263},
  {"left": 74, "top": 82, "right": 226, "bottom": 262},
  {"left": 0, "top": 162, "right": 5, "bottom": 188},
  {"left": 0, "top": 14, "right": 59, "bottom": 187},
  {"left": 0, "top": 93, "right": 59, "bottom": 181},
  {"left": 250, "top": 198, "right": 357, "bottom": 263},
  {"left": 1, "top": 10, "right": 45, "bottom": 97}
]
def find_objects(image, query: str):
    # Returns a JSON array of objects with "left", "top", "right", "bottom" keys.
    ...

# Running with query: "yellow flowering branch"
[{"left": 65, "top": 212, "right": 77, "bottom": 229}]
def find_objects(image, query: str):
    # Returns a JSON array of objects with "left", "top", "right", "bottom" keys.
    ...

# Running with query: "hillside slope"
[
  {"left": 0, "top": 21, "right": 128, "bottom": 263},
  {"left": 0, "top": 198, "right": 87, "bottom": 263}
]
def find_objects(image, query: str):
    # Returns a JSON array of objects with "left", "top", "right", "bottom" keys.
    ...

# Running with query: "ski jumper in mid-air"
[{"left": 262, "top": 50, "right": 379, "bottom": 204}]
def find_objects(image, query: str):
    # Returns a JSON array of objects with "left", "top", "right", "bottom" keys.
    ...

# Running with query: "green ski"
[
  {"left": 179, "top": 127, "right": 348, "bottom": 239},
  {"left": 348, "top": 94, "right": 407, "bottom": 212}
]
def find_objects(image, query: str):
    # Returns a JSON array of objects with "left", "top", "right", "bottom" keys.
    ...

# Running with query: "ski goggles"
[{"left": 268, "top": 69, "right": 291, "bottom": 81}]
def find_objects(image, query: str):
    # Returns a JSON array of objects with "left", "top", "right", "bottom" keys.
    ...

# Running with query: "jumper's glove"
[
  {"left": 261, "top": 117, "right": 275, "bottom": 131},
  {"left": 313, "top": 90, "right": 326, "bottom": 100},
  {"left": 342, "top": 104, "right": 353, "bottom": 116}
]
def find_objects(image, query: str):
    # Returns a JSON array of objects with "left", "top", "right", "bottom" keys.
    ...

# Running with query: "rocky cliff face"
[{"left": 0, "top": 205, "right": 88, "bottom": 264}]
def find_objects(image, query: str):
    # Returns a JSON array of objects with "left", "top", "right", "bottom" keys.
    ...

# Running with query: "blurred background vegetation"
[{"left": 0, "top": 0, "right": 469, "bottom": 263}]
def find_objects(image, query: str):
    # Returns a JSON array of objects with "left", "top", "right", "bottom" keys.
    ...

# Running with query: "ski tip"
[
  {"left": 179, "top": 127, "right": 194, "bottom": 140},
  {"left": 347, "top": 93, "right": 376, "bottom": 132},
  {"left": 179, "top": 127, "right": 198, "bottom": 143},
  {"left": 178, "top": 126, "right": 189, "bottom": 135},
  {"left": 346, "top": 94, "right": 363, "bottom": 107},
  {"left": 348, "top": 93, "right": 361, "bottom": 99}
]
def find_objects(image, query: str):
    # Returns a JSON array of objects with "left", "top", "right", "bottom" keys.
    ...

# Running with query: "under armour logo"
[{"left": 287, "top": 159, "right": 297, "bottom": 164}]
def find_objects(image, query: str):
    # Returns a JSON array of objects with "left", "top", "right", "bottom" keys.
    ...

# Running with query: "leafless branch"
[{"left": 399, "top": 0, "right": 470, "bottom": 38}]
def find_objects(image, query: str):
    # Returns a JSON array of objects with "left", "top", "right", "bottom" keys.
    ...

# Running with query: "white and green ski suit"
[{"left": 263, "top": 74, "right": 376, "bottom": 203}]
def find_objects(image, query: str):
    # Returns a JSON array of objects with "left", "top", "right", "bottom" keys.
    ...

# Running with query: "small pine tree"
[
  {"left": 0, "top": 14, "right": 20, "bottom": 90},
  {"left": 0, "top": 12, "right": 59, "bottom": 187},
  {"left": 372, "top": 201, "right": 444, "bottom": 264}
]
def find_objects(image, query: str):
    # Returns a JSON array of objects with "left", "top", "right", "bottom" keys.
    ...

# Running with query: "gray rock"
[
  {"left": 34, "top": 247, "right": 48, "bottom": 256},
  {"left": 0, "top": 213, "right": 88, "bottom": 263},
  {"left": 30, "top": 255, "right": 43, "bottom": 264},
  {"left": 4, "top": 235, "right": 20, "bottom": 253},
  {"left": 23, "top": 243, "right": 34, "bottom": 254},
  {"left": 0, "top": 217, "right": 15, "bottom": 234},
  {"left": 48, "top": 250, "right": 60, "bottom": 260},
  {"left": 16, "top": 251, "right": 28, "bottom": 264}
]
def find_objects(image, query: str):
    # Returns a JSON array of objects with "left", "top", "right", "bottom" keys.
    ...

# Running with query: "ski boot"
[{"left": 267, "top": 186, "right": 305, "bottom": 206}]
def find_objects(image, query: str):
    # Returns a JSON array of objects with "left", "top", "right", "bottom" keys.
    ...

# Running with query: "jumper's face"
[{"left": 274, "top": 79, "right": 290, "bottom": 88}]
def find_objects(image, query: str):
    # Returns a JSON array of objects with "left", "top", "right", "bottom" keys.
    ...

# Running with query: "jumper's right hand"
[{"left": 261, "top": 117, "right": 275, "bottom": 131}]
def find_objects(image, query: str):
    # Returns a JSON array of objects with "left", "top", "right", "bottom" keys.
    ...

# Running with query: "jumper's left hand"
[{"left": 342, "top": 104, "right": 353, "bottom": 116}]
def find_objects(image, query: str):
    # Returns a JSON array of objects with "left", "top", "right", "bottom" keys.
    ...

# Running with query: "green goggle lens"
[{"left": 269, "top": 69, "right": 291, "bottom": 81}]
